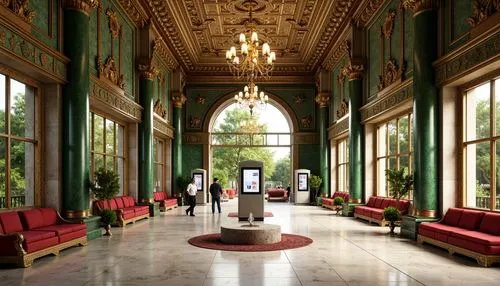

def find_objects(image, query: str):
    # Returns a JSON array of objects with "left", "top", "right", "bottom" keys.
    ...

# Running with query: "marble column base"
[
  {"left": 342, "top": 203, "right": 364, "bottom": 217},
  {"left": 400, "top": 215, "right": 440, "bottom": 240},
  {"left": 84, "top": 216, "right": 102, "bottom": 241},
  {"left": 221, "top": 223, "right": 281, "bottom": 245}
]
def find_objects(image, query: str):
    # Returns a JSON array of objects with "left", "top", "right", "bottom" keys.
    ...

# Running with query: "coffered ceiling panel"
[{"left": 147, "top": 0, "right": 360, "bottom": 76}]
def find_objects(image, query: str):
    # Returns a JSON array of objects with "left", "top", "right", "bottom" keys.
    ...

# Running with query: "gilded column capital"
[
  {"left": 63, "top": 0, "right": 99, "bottom": 15},
  {"left": 402, "top": 0, "right": 439, "bottom": 16},
  {"left": 137, "top": 63, "right": 159, "bottom": 81},
  {"left": 315, "top": 92, "right": 331, "bottom": 108},
  {"left": 342, "top": 61, "right": 365, "bottom": 81},
  {"left": 172, "top": 92, "right": 187, "bottom": 108}
]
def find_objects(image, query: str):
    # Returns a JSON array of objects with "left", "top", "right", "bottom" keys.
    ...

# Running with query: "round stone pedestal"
[{"left": 220, "top": 224, "right": 281, "bottom": 245}]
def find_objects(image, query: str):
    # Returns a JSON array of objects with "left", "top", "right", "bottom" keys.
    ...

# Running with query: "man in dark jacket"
[{"left": 209, "top": 178, "right": 223, "bottom": 214}]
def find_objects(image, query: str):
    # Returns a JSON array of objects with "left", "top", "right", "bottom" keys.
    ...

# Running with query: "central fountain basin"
[{"left": 220, "top": 223, "right": 281, "bottom": 245}]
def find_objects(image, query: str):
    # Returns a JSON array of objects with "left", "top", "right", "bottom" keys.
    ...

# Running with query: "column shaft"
[
  {"left": 349, "top": 78, "right": 364, "bottom": 203},
  {"left": 173, "top": 106, "right": 183, "bottom": 194},
  {"left": 138, "top": 78, "right": 154, "bottom": 203},
  {"left": 319, "top": 107, "right": 329, "bottom": 196}
]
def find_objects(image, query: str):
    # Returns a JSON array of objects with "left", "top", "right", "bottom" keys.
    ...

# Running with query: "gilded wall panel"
[{"left": 29, "top": 0, "right": 58, "bottom": 49}]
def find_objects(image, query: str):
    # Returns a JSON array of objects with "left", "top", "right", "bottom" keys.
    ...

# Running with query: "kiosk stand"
[
  {"left": 294, "top": 169, "right": 310, "bottom": 205},
  {"left": 191, "top": 169, "right": 207, "bottom": 205},
  {"left": 238, "top": 160, "right": 265, "bottom": 221}
]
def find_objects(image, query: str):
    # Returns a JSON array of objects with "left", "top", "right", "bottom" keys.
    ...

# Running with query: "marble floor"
[{"left": 1, "top": 199, "right": 499, "bottom": 286}]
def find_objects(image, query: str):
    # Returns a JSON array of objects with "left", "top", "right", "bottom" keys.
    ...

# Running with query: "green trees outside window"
[{"left": 337, "top": 138, "right": 349, "bottom": 193}]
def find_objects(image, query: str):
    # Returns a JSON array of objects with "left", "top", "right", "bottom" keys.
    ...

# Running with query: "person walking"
[
  {"left": 209, "top": 178, "right": 223, "bottom": 214},
  {"left": 185, "top": 178, "right": 197, "bottom": 216}
]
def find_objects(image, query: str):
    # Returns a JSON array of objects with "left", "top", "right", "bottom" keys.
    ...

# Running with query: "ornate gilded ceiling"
[{"left": 146, "top": 0, "right": 361, "bottom": 77}]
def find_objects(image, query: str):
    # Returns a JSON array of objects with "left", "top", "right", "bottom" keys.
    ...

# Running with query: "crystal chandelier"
[
  {"left": 234, "top": 77, "right": 269, "bottom": 115},
  {"left": 225, "top": 7, "right": 276, "bottom": 80}
]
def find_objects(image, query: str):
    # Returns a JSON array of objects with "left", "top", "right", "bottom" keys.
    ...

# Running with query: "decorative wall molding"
[
  {"left": 152, "top": 37, "right": 179, "bottom": 72},
  {"left": 360, "top": 80, "right": 413, "bottom": 122},
  {"left": 172, "top": 91, "right": 187, "bottom": 108},
  {"left": 402, "top": 0, "right": 439, "bottom": 15},
  {"left": 435, "top": 30, "right": 500, "bottom": 86},
  {"left": 378, "top": 59, "right": 405, "bottom": 91},
  {"left": 116, "top": 0, "right": 149, "bottom": 28},
  {"left": 382, "top": 9, "right": 396, "bottom": 40},
  {"left": 467, "top": 0, "right": 500, "bottom": 28},
  {"left": 189, "top": 115, "right": 201, "bottom": 128},
  {"left": 300, "top": 115, "right": 313, "bottom": 128},
  {"left": 195, "top": 95, "right": 205, "bottom": 104},
  {"left": 153, "top": 115, "right": 174, "bottom": 138},
  {"left": 0, "top": 0, "right": 35, "bottom": 24},
  {"left": 98, "top": 55, "right": 125, "bottom": 89},
  {"left": 0, "top": 22, "right": 68, "bottom": 83},
  {"left": 183, "top": 132, "right": 210, "bottom": 144},
  {"left": 292, "top": 132, "right": 319, "bottom": 145},
  {"left": 315, "top": 92, "right": 331, "bottom": 108},
  {"left": 90, "top": 76, "right": 142, "bottom": 122},
  {"left": 328, "top": 117, "right": 349, "bottom": 139},
  {"left": 106, "top": 8, "right": 121, "bottom": 38},
  {"left": 137, "top": 57, "right": 159, "bottom": 80},
  {"left": 354, "top": 0, "right": 385, "bottom": 27},
  {"left": 322, "top": 37, "right": 349, "bottom": 71},
  {"left": 63, "top": 0, "right": 99, "bottom": 15},
  {"left": 153, "top": 98, "right": 166, "bottom": 118}
]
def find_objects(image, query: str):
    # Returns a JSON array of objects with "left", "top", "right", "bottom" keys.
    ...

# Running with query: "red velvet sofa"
[
  {"left": 95, "top": 196, "right": 149, "bottom": 227},
  {"left": 418, "top": 208, "right": 500, "bottom": 267},
  {"left": 354, "top": 196, "right": 410, "bottom": 226},
  {"left": 153, "top": 192, "right": 178, "bottom": 211},
  {"left": 0, "top": 208, "right": 87, "bottom": 267},
  {"left": 267, "top": 188, "right": 288, "bottom": 202},
  {"left": 322, "top": 191, "right": 350, "bottom": 210},
  {"left": 225, "top": 189, "right": 236, "bottom": 199}
]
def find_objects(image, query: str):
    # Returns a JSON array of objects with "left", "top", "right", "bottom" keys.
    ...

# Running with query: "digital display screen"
[
  {"left": 241, "top": 167, "right": 261, "bottom": 194},
  {"left": 298, "top": 173, "right": 308, "bottom": 191},
  {"left": 193, "top": 173, "right": 203, "bottom": 191}
]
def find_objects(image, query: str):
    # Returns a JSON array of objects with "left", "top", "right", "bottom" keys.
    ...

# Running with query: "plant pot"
[
  {"left": 104, "top": 224, "right": 112, "bottom": 236},
  {"left": 334, "top": 205, "right": 342, "bottom": 215},
  {"left": 389, "top": 221, "right": 396, "bottom": 234}
]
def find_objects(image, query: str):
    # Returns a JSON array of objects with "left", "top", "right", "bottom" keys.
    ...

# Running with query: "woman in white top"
[{"left": 185, "top": 179, "right": 197, "bottom": 216}]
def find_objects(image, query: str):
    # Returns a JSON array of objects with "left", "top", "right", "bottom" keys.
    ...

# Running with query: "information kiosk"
[
  {"left": 191, "top": 169, "right": 207, "bottom": 205},
  {"left": 294, "top": 169, "right": 310, "bottom": 204},
  {"left": 238, "top": 160, "right": 265, "bottom": 221}
]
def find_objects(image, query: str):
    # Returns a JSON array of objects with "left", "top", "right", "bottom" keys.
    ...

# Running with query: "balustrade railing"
[
  {"left": 475, "top": 196, "right": 500, "bottom": 209},
  {"left": 0, "top": 196, "right": 26, "bottom": 209}
]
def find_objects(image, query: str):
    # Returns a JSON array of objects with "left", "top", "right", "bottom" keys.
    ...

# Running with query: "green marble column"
[
  {"left": 348, "top": 77, "right": 364, "bottom": 204},
  {"left": 138, "top": 76, "right": 154, "bottom": 203},
  {"left": 410, "top": 3, "right": 439, "bottom": 218},
  {"left": 62, "top": 1, "right": 97, "bottom": 219},
  {"left": 172, "top": 93, "right": 185, "bottom": 195},
  {"left": 318, "top": 100, "right": 329, "bottom": 197}
]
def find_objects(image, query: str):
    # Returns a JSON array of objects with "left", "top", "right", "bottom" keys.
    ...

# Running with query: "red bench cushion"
[
  {"left": 110, "top": 199, "right": 118, "bottom": 210},
  {"left": 126, "top": 196, "right": 135, "bottom": 207},
  {"left": 0, "top": 211, "right": 24, "bottom": 233},
  {"left": 165, "top": 199, "right": 177, "bottom": 207},
  {"left": 419, "top": 223, "right": 465, "bottom": 242},
  {"left": 450, "top": 230, "right": 500, "bottom": 246},
  {"left": 366, "top": 197, "right": 376, "bottom": 207},
  {"left": 442, "top": 208, "right": 463, "bottom": 226},
  {"left": 39, "top": 208, "right": 58, "bottom": 227},
  {"left": 21, "top": 231, "right": 59, "bottom": 253},
  {"left": 448, "top": 235, "right": 500, "bottom": 255},
  {"left": 374, "top": 197, "right": 384, "bottom": 208},
  {"left": 115, "top": 197, "right": 124, "bottom": 209},
  {"left": 479, "top": 212, "right": 500, "bottom": 236},
  {"left": 19, "top": 209, "right": 45, "bottom": 230},
  {"left": 457, "top": 209, "right": 485, "bottom": 230},
  {"left": 381, "top": 198, "right": 391, "bottom": 208},
  {"left": 36, "top": 224, "right": 86, "bottom": 236}
]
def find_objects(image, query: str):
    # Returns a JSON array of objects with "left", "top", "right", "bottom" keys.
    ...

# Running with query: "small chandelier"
[
  {"left": 225, "top": 6, "right": 276, "bottom": 80},
  {"left": 234, "top": 78, "right": 269, "bottom": 115}
]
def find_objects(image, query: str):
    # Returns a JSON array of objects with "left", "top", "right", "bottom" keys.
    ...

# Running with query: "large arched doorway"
[{"left": 204, "top": 92, "right": 298, "bottom": 202}]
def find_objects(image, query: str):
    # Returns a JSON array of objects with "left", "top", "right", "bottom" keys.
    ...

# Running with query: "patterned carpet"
[
  {"left": 188, "top": 233, "right": 313, "bottom": 251},
  {"left": 227, "top": 212, "right": 274, "bottom": 217}
]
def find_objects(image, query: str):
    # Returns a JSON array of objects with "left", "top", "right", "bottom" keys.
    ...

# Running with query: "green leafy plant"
[
  {"left": 177, "top": 176, "right": 192, "bottom": 195},
  {"left": 334, "top": 197, "right": 344, "bottom": 206},
  {"left": 385, "top": 168, "right": 414, "bottom": 203},
  {"left": 90, "top": 168, "right": 120, "bottom": 201},
  {"left": 101, "top": 209, "right": 117, "bottom": 225},
  {"left": 383, "top": 206, "right": 401, "bottom": 234},
  {"left": 309, "top": 175, "right": 322, "bottom": 204}
]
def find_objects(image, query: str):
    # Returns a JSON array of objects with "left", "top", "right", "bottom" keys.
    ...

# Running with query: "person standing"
[
  {"left": 209, "top": 178, "right": 223, "bottom": 214},
  {"left": 185, "top": 178, "right": 197, "bottom": 216}
]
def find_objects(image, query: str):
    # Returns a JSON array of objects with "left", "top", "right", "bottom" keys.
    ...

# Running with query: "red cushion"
[
  {"left": 19, "top": 209, "right": 43, "bottom": 230},
  {"left": 126, "top": 196, "right": 135, "bottom": 207},
  {"left": 39, "top": 208, "right": 58, "bottom": 227},
  {"left": 23, "top": 235, "right": 59, "bottom": 253},
  {"left": 115, "top": 197, "right": 125, "bottom": 209},
  {"left": 0, "top": 220, "right": 3, "bottom": 234},
  {"left": 448, "top": 236, "right": 500, "bottom": 255},
  {"left": 21, "top": 230, "right": 56, "bottom": 244},
  {"left": 122, "top": 207, "right": 136, "bottom": 216},
  {"left": 374, "top": 197, "right": 384, "bottom": 208},
  {"left": 343, "top": 193, "right": 350, "bottom": 202},
  {"left": 165, "top": 199, "right": 177, "bottom": 207},
  {"left": 366, "top": 197, "right": 376, "bottom": 207},
  {"left": 442, "top": 208, "right": 463, "bottom": 226},
  {"left": 59, "top": 229, "right": 87, "bottom": 243},
  {"left": 122, "top": 211, "right": 136, "bottom": 220},
  {"left": 457, "top": 209, "right": 485, "bottom": 230},
  {"left": 419, "top": 222, "right": 466, "bottom": 242},
  {"left": 450, "top": 230, "right": 500, "bottom": 246},
  {"left": 397, "top": 201, "right": 410, "bottom": 215},
  {"left": 370, "top": 209, "right": 385, "bottom": 220},
  {"left": 35, "top": 224, "right": 86, "bottom": 236},
  {"left": 381, "top": 199, "right": 391, "bottom": 208},
  {"left": 122, "top": 197, "right": 130, "bottom": 208},
  {"left": 479, "top": 212, "right": 500, "bottom": 236},
  {"left": 322, "top": 198, "right": 333, "bottom": 205},
  {"left": 0, "top": 212, "right": 24, "bottom": 233},
  {"left": 110, "top": 199, "right": 118, "bottom": 210},
  {"left": 355, "top": 206, "right": 372, "bottom": 216},
  {"left": 97, "top": 200, "right": 110, "bottom": 210}
]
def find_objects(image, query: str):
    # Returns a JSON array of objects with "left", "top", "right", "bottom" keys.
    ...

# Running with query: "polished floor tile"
[{"left": 1, "top": 199, "right": 499, "bottom": 286}]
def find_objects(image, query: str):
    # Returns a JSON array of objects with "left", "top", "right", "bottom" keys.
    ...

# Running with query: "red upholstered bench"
[
  {"left": 354, "top": 196, "right": 410, "bottom": 226},
  {"left": 322, "top": 191, "right": 350, "bottom": 210},
  {"left": 95, "top": 196, "right": 149, "bottom": 227},
  {"left": 267, "top": 189, "right": 288, "bottom": 202},
  {"left": 153, "top": 192, "right": 178, "bottom": 212},
  {"left": 226, "top": 189, "right": 236, "bottom": 199},
  {"left": 0, "top": 208, "right": 87, "bottom": 267},
  {"left": 418, "top": 208, "right": 500, "bottom": 267}
]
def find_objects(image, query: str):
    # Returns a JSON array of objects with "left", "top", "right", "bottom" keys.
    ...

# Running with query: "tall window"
[
  {"left": 337, "top": 138, "right": 349, "bottom": 192},
  {"left": 0, "top": 74, "right": 37, "bottom": 209},
  {"left": 376, "top": 113, "right": 413, "bottom": 197},
  {"left": 463, "top": 78, "right": 499, "bottom": 211},
  {"left": 153, "top": 137, "right": 166, "bottom": 193},
  {"left": 90, "top": 113, "right": 126, "bottom": 195}
]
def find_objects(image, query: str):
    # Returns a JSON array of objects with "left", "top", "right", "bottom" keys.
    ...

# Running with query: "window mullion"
[
  {"left": 5, "top": 77, "right": 10, "bottom": 209},
  {"left": 490, "top": 80, "right": 496, "bottom": 210}
]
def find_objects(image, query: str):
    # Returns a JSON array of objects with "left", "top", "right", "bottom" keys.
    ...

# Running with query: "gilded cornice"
[
  {"left": 292, "top": 132, "right": 319, "bottom": 145},
  {"left": 354, "top": 0, "right": 385, "bottom": 27},
  {"left": 183, "top": 132, "right": 210, "bottom": 144},
  {"left": 315, "top": 92, "right": 331, "bottom": 108},
  {"left": 63, "top": 0, "right": 99, "bottom": 15},
  {"left": 152, "top": 38, "right": 179, "bottom": 72},
  {"left": 322, "top": 39, "right": 349, "bottom": 72},
  {"left": 360, "top": 81, "right": 412, "bottom": 122},
  {"left": 153, "top": 115, "right": 174, "bottom": 139},
  {"left": 328, "top": 118, "right": 349, "bottom": 140},
  {"left": 186, "top": 74, "right": 315, "bottom": 84},
  {"left": 172, "top": 91, "right": 187, "bottom": 108},
  {"left": 116, "top": 0, "right": 149, "bottom": 28},
  {"left": 137, "top": 60, "right": 159, "bottom": 80},
  {"left": 402, "top": 0, "right": 439, "bottom": 16}
]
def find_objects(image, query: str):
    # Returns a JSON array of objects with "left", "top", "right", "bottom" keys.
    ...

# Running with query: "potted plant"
[
  {"left": 383, "top": 168, "right": 414, "bottom": 234},
  {"left": 333, "top": 196, "right": 344, "bottom": 215},
  {"left": 176, "top": 176, "right": 192, "bottom": 206},
  {"left": 90, "top": 168, "right": 120, "bottom": 235},
  {"left": 101, "top": 209, "right": 117, "bottom": 236},
  {"left": 383, "top": 206, "right": 400, "bottom": 235},
  {"left": 309, "top": 175, "right": 322, "bottom": 205}
]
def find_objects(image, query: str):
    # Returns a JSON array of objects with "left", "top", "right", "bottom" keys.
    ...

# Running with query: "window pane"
[
  {"left": 0, "top": 75, "right": 5, "bottom": 134},
  {"left": 388, "top": 120, "right": 397, "bottom": 155},
  {"left": 118, "top": 157, "right": 124, "bottom": 195},
  {"left": 496, "top": 140, "right": 500, "bottom": 210},
  {"left": 0, "top": 138, "right": 5, "bottom": 208},
  {"left": 105, "top": 120, "right": 114, "bottom": 154},
  {"left": 155, "top": 164, "right": 162, "bottom": 193},
  {"left": 267, "top": 134, "right": 277, "bottom": 145},
  {"left": 466, "top": 82, "right": 491, "bottom": 141},
  {"left": 253, "top": 134, "right": 265, "bottom": 145},
  {"left": 388, "top": 156, "right": 397, "bottom": 171},
  {"left": 377, "top": 159, "right": 387, "bottom": 196},
  {"left": 400, "top": 156, "right": 409, "bottom": 172},
  {"left": 377, "top": 124, "right": 387, "bottom": 157},
  {"left": 118, "top": 124, "right": 124, "bottom": 157},
  {"left": 10, "top": 140, "right": 34, "bottom": 208},
  {"left": 279, "top": 134, "right": 290, "bottom": 145},
  {"left": 10, "top": 79, "right": 35, "bottom": 139},
  {"left": 399, "top": 116, "right": 409, "bottom": 154},
  {"left": 106, "top": 156, "right": 114, "bottom": 171},
  {"left": 94, "top": 154, "right": 104, "bottom": 172},
  {"left": 496, "top": 79, "right": 500, "bottom": 136},
  {"left": 466, "top": 142, "right": 490, "bottom": 209},
  {"left": 94, "top": 114, "right": 104, "bottom": 153}
]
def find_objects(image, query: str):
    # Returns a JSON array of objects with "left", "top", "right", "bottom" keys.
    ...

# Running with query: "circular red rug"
[{"left": 188, "top": 233, "right": 313, "bottom": 251}]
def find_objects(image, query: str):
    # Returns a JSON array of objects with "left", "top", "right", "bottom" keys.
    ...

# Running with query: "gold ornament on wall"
[
  {"left": 336, "top": 69, "right": 348, "bottom": 119},
  {"left": 1, "top": 0, "right": 36, "bottom": 24},
  {"left": 467, "top": 0, "right": 500, "bottom": 28},
  {"left": 98, "top": 56, "right": 125, "bottom": 89},
  {"left": 381, "top": 9, "right": 396, "bottom": 40},
  {"left": 300, "top": 115, "right": 313, "bottom": 128},
  {"left": 106, "top": 8, "right": 121, "bottom": 39},
  {"left": 377, "top": 59, "right": 405, "bottom": 91},
  {"left": 189, "top": 116, "right": 201, "bottom": 128},
  {"left": 153, "top": 98, "right": 167, "bottom": 118},
  {"left": 294, "top": 94, "right": 305, "bottom": 105},
  {"left": 196, "top": 95, "right": 206, "bottom": 104}
]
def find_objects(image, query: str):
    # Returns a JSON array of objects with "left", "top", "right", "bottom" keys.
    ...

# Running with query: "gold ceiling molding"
[
  {"left": 116, "top": 0, "right": 149, "bottom": 28},
  {"left": 63, "top": 0, "right": 99, "bottom": 15},
  {"left": 185, "top": 74, "right": 315, "bottom": 84},
  {"left": 402, "top": 0, "right": 439, "bottom": 16},
  {"left": 0, "top": 0, "right": 35, "bottom": 24},
  {"left": 322, "top": 37, "right": 349, "bottom": 71},
  {"left": 467, "top": 0, "right": 500, "bottom": 28},
  {"left": 152, "top": 37, "right": 179, "bottom": 71},
  {"left": 354, "top": 0, "right": 385, "bottom": 27}
]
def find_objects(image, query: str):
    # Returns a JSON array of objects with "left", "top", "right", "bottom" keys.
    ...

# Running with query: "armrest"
[
  {"left": 56, "top": 211, "right": 85, "bottom": 224},
  {"left": 0, "top": 233, "right": 26, "bottom": 256},
  {"left": 114, "top": 209, "right": 124, "bottom": 219}
]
